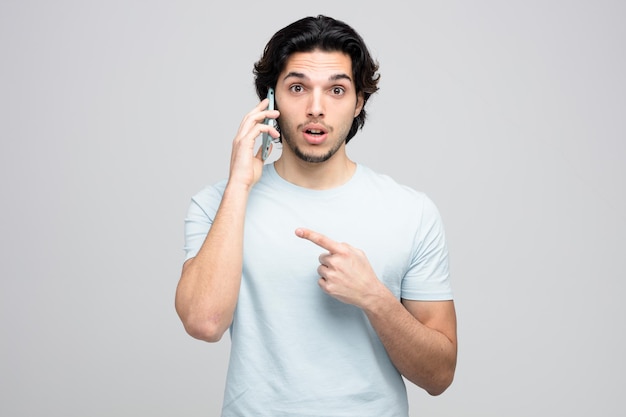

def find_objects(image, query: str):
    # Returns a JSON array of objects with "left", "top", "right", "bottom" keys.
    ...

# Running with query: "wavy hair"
[{"left": 253, "top": 15, "right": 380, "bottom": 143}]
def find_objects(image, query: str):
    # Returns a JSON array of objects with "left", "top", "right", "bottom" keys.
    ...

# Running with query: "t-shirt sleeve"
[
  {"left": 183, "top": 183, "right": 225, "bottom": 261},
  {"left": 401, "top": 194, "right": 453, "bottom": 301}
]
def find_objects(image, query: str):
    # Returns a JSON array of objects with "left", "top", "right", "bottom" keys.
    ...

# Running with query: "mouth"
[
  {"left": 302, "top": 125, "right": 328, "bottom": 144},
  {"left": 306, "top": 128, "right": 324, "bottom": 135}
]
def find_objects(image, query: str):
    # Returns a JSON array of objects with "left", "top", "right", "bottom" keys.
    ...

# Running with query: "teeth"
[{"left": 309, "top": 129, "right": 322, "bottom": 134}]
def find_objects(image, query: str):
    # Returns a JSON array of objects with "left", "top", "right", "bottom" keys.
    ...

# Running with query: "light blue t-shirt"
[{"left": 184, "top": 164, "right": 452, "bottom": 416}]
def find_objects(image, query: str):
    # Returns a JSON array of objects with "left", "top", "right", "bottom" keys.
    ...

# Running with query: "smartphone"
[{"left": 261, "top": 87, "right": 275, "bottom": 161}]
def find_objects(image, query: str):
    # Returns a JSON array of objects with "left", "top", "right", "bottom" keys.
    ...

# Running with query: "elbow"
[
  {"left": 176, "top": 307, "right": 230, "bottom": 343},
  {"left": 183, "top": 319, "right": 227, "bottom": 343},
  {"left": 408, "top": 358, "right": 456, "bottom": 396},
  {"left": 424, "top": 344, "right": 457, "bottom": 396},
  {"left": 425, "top": 369, "right": 455, "bottom": 396},
  {"left": 426, "top": 382, "right": 452, "bottom": 397}
]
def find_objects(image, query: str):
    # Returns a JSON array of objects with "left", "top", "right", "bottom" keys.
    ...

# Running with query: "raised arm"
[{"left": 175, "top": 99, "right": 279, "bottom": 342}]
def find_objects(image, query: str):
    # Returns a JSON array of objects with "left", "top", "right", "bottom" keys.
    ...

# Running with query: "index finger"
[
  {"left": 295, "top": 228, "right": 341, "bottom": 253},
  {"left": 244, "top": 98, "right": 279, "bottom": 125}
]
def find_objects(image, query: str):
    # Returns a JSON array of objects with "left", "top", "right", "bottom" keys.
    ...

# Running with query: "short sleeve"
[
  {"left": 183, "top": 182, "right": 226, "bottom": 261},
  {"left": 401, "top": 195, "right": 453, "bottom": 301}
]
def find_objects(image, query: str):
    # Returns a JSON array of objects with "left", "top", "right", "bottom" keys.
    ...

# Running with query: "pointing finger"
[{"left": 295, "top": 228, "right": 342, "bottom": 253}]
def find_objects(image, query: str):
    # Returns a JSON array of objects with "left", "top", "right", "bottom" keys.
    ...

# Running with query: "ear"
[{"left": 354, "top": 93, "right": 365, "bottom": 117}]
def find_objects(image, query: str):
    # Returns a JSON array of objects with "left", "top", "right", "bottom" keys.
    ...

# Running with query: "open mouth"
[
  {"left": 302, "top": 124, "right": 328, "bottom": 144},
  {"left": 306, "top": 129, "right": 324, "bottom": 136}
]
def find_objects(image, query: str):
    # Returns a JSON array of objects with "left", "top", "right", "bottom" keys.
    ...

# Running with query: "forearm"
[
  {"left": 175, "top": 183, "right": 249, "bottom": 342},
  {"left": 363, "top": 292, "right": 457, "bottom": 395}
]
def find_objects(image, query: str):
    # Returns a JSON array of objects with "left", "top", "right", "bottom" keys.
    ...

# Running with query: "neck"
[{"left": 273, "top": 149, "right": 356, "bottom": 190}]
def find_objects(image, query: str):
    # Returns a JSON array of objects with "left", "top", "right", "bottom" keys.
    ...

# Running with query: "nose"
[{"left": 307, "top": 89, "right": 324, "bottom": 118}]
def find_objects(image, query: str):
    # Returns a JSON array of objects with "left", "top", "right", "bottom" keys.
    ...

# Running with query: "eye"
[
  {"left": 331, "top": 86, "right": 346, "bottom": 96},
  {"left": 289, "top": 84, "right": 304, "bottom": 93}
]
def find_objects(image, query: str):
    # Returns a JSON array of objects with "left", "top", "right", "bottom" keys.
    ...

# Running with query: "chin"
[{"left": 294, "top": 147, "right": 335, "bottom": 163}]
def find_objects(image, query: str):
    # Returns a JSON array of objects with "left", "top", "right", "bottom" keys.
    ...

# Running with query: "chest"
[{"left": 242, "top": 191, "right": 417, "bottom": 298}]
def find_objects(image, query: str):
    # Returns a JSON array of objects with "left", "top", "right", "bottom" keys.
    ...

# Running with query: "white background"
[{"left": 1, "top": 1, "right": 624, "bottom": 416}]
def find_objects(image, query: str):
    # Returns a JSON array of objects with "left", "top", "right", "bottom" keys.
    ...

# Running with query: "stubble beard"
[{"left": 279, "top": 124, "right": 346, "bottom": 164}]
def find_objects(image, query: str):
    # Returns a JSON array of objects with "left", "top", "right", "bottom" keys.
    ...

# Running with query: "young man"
[{"left": 175, "top": 15, "right": 457, "bottom": 416}]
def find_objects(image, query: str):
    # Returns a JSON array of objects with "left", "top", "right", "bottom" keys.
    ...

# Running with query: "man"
[{"left": 175, "top": 15, "right": 457, "bottom": 416}]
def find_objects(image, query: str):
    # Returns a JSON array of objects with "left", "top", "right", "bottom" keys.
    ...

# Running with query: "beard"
[{"left": 278, "top": 122, "right": 347, "bottom": 164}]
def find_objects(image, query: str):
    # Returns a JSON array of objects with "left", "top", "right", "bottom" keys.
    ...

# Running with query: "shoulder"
[
  {"left": 356, "top": 165, "right": 445, "bottom": 233},
  {"left": 193, "top": 179, "right": 227, "bottom": 198},
  {"left": 357, "top": 165, "right": 436, "bottom": 208},
  {"left": 188, "top": 179, "right": 228, "bottom": 215}
]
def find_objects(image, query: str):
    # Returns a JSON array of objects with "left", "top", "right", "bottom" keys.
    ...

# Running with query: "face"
[{"left": 275, "top": 50, "right": 364, "bottom": 164}]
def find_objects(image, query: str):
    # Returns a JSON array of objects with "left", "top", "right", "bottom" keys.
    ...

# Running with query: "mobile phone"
[{"left": 261, "top": 87, "right": 275, "bottom": 161}]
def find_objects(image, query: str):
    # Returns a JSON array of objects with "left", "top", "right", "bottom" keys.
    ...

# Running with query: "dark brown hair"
[{"left": 253, "top": 15, "right": 380, "bottom": 143}]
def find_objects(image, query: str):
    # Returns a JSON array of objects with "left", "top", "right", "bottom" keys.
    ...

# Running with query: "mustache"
[{"left": 274, "top": 120, "right": 334, "bottom": 136}]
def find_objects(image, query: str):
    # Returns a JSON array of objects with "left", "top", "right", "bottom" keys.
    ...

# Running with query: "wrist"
[
  {"left": 361, "top": 283, "right": 396, "bottom": 317},
  {"left": 225, "top": 177, "right": 254, "bottom": 194}
]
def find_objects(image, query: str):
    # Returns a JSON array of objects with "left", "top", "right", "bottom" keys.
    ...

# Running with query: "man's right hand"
[{"left": 227, "top": 98, "right": 280, "bottom": 190}]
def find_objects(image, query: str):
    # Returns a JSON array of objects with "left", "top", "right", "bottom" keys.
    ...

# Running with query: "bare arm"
[
  {"left": 364, "top": 296, "right": 457, "bottom": 395},
  {"left": 295, "top": 228, "right": 457, "bottom": 395},
  {"left": 175, "top": 100, "right": 279, "bottom": 342},
  {"left": 175, "top": 183, "right": 249, "bottom": 342}
]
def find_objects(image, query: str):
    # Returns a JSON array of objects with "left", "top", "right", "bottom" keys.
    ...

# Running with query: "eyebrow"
[{"left": 282, "top": 71, "right": 353, "bottom": 83}]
